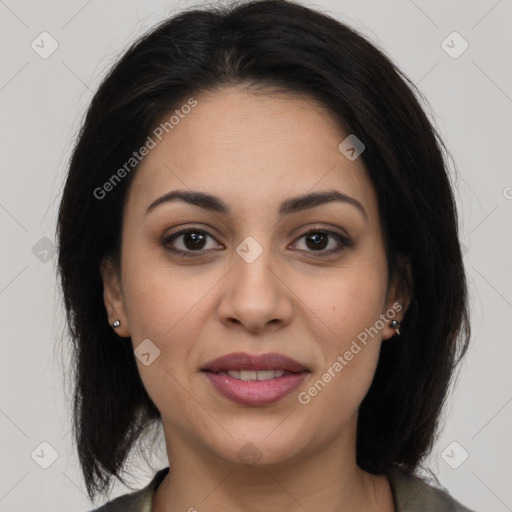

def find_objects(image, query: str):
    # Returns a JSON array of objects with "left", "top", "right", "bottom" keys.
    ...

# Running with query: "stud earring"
[
  {"left": 112, "top": 320, "right": 121, "bottom": 328},
  {"left": 390, "top": 320, "right": 401, "bottom": 336}
]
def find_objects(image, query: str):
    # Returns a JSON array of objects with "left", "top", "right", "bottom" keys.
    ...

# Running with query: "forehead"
[{"left": 125, "top": 86, "right": 379, "bottom": 224}]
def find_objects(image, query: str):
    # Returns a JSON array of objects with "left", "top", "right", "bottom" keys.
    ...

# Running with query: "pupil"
[
  {"left": 185, "top": 232, "right": 205, "bottom": 250},
  {"left": 307, "top": 233, "right": 327, "bottom": 250}
]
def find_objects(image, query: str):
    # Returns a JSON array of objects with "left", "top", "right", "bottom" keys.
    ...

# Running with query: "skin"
[{"left": 101, "top": 86, "right": 410, "bottom": 512}]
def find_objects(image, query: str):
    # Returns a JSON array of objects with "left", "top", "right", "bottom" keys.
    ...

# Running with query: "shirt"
[{"left": 89, "top": 466, "right": 477, "bottom": 511}]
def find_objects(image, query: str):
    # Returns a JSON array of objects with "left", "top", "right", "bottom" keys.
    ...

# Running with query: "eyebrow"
[{"left": 145, "top": 189, "right": 367, "bottom": 220}]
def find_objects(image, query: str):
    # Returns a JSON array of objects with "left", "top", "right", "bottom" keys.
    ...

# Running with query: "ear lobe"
[
  {"left": 382, "top": 254, "right": 413, "bottom": 340},
  {"left": 99, "top": 256, "right": 130, "bottom": 337}
]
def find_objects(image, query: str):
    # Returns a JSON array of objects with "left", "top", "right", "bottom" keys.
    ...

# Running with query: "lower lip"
[{"left": 204, "top": 371, "right": 309, "bottom": 406}]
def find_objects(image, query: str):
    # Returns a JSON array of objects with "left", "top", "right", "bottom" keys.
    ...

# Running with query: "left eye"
[
  {"left": 291, "top": 229, "right": 351, "bottom": 255},
  {"left": 162, "top": 228, "right": 350, "bottom": 257}
]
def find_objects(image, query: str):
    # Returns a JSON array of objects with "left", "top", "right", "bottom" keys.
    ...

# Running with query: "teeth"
[
  {"left": 255, "top": 370, "right": 284, "bottom": 381},
  {"left": 225, "top": 369, "right": 286, "bottom": 381},
  {"left": 240, "top": 370, "right": 257, "bottom": 381}
]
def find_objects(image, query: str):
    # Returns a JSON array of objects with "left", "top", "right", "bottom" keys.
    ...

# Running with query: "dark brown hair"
[{"left": 56, "top": 0, "right": 470, "bottom": 501}]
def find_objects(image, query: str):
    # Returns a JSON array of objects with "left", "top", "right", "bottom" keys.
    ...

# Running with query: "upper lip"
[{"left": 202, "top": 352, "right": 309, "bottom": 373}]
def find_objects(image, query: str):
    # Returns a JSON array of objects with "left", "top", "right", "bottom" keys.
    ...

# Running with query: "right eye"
[{"left": 161, "top": 228, "right": 224, "bottom": 257}]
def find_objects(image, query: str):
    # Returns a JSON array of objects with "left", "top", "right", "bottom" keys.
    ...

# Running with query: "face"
[{"left": 102, "top": 86, "right": 407, "bottom": 468}]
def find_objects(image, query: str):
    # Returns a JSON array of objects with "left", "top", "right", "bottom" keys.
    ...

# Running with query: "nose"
[{"left": 217, "top": 244, "right": 294, "bottom": 333}]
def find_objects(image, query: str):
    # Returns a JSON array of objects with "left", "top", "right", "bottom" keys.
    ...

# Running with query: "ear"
[
  {"left": 99, "top": 256, "right": 131, "bottom": 338},
  {"left": 382, "top": 254, "right": 412, "bottom": 340}
]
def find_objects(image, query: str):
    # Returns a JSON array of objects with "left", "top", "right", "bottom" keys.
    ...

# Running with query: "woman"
[{"left": 57, "top": 0, "right": 476, "bottom": 510}]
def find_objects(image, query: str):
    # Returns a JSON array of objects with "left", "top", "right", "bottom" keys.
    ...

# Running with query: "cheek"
[
  {"left": 120, "top": 251, "right": 222, "bottom": 392},
  {"left": 297, "top": 276, "right": 385, "bottom": 431},
  {"left": 121, "top": 248, "right": 212, "bottom": 342},
  {"left": 298, "top": 259, "right": 388, "bottom": 347},
  {"left": 294, "top": 255, "right": 388, "bottom": 403},
  {"left": 120, "top": 261, "right": 211, "bottom": 417}
]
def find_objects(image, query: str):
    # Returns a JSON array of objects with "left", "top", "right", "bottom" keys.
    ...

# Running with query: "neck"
[{"left": 152, "top": 423, "right": 394, "bottom": 512}]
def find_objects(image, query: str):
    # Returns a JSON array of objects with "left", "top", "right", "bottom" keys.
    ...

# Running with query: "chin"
[{"left": 200, "top": 421, "right": 310, "bottom": 468}]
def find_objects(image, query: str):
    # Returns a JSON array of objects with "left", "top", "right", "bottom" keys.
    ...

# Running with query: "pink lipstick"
[{"left": 202, "top": 352, "right": 309, "bottom": 406}]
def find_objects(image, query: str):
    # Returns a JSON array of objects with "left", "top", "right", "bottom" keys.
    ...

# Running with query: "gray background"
[{"left": 0, "top": 0, "right": 511, "bottom": 510}]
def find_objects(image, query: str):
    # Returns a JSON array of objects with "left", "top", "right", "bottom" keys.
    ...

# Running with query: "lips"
[
  {"left": 202, "top": 352, "right": 309, "bottom": 406},
  {"left": 202, "top": 352, "right": 308, "bottom": 373}
]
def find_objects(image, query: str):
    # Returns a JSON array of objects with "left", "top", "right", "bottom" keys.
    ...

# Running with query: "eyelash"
[{"left": 161, "top": 226, "right": 352, "bottom": 258}]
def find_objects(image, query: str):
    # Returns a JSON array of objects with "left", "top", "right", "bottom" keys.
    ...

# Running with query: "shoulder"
[
  {"left": 86, "top": 467, "right": 169, "bottom": 512},
  {"left": 85, "top": 465, "right": 477, "bottom": 512},
  {"left": 387, "top": 466, "right": 477, "bottom": 512}
]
